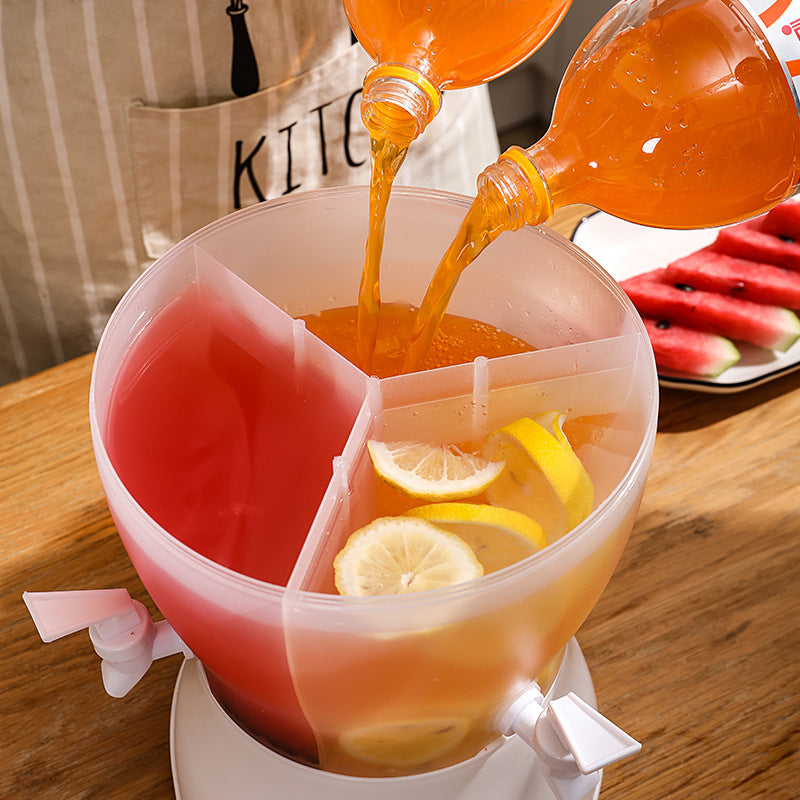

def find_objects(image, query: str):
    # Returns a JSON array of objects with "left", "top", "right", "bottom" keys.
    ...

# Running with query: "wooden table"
[{"left": 2, "top": 206, "right": 798, "bottom": 799}]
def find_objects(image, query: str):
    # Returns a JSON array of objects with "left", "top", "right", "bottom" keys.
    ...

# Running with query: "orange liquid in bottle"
[
  {"left": 538, "top": 0, "right": 800, "bottom": 226},
  {"left": 343, "top": 0, "right": 573, "bottom": 88},
  {"left": 403, "top": 0, "right": 800, "bottom": 371}
]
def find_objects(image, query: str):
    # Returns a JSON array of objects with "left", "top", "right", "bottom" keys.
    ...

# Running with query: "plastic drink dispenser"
[{"left": 25, "top": 187, "right": 658, "bottom": 799}]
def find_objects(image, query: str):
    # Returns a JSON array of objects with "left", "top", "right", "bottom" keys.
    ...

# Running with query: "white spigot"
[
  {"left": 498, "top": 685, "right": 641, "bottom": 800},
  {"left": 23, "top": 589, "right": 192, "bottom": 698}
]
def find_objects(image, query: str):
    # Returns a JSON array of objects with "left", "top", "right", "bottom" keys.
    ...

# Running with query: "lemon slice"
[
  {"left": 405, "top": 503, "right": 546, "bottom": 573},
  {"left": 533, "top": 409, "right": 576, "bottom": 450},
  {"left": 333, "top": 516, "right": 484, "bottom": 596},
  {"left": 339, "top": 717, "right": 470, "bottom": 768},
  {"left": 482, "top": 413, "right": 593, "bottom": 541},
  {"left": 367, "top": 439, "right": 504, "bottom": 500}
]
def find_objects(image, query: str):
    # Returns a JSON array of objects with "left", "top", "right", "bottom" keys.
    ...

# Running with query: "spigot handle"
[
  {"left": 498, "top": 686, "right": 640, "bottom": 800},
  {"left": 23, "top": 589, "right": 192, "bottom": 697},
  {"left": 546, "top": 692, "right": 641, "bottom": 775},
  {"left": 23, "top": 588, "right": 135, "bottom": 641}
]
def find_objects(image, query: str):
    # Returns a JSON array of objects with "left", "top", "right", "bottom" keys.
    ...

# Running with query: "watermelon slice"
[
  {"left": 760, "top": 198, "right": 800, "bottom": 241},
  {"left": 712, "top": 221, "right": 800, "bottom": 271},
  {"left": 665, "top": 248, "right": 800, "bottom": 309},
  {"left": 641, "top": 316, "right": 741, "bottom": 377},
  {"left": 621, "top": 269, "right": 800, "bottom": 351}
]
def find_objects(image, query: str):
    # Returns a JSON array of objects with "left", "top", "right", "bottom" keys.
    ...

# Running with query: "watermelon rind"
[{"left": 773, "top": 308, "right": 800, "bottom": 351}]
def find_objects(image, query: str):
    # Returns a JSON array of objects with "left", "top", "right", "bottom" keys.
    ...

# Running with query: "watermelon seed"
[
  {"left": 655, "top": 319, "right": 671, "bottom": 329},
  {"left": 778, "top": 235, "right": 795, "bottom": 244},
  {"left": 731, "top": 281, "right": 746, "bottom": 293},
  {"left": 674, "top": 283, "right": 695, "bottom": 292}
]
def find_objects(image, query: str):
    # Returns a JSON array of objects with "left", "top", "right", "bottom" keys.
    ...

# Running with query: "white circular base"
[{"left": 170, "top": 639, "right": 601, "bottom": 800}]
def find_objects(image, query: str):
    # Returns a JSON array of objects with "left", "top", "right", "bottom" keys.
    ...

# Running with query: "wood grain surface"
[{"left": 2, "top": 206, "right": 798, "bottom": 799}]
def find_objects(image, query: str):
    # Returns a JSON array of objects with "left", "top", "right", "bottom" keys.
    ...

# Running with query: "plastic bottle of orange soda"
[
  {"left": 342, "top": 0, "right": 574, "bottom": 369},
  {"left": 402, "top": 0, "right": 800, "bottom": 371}
]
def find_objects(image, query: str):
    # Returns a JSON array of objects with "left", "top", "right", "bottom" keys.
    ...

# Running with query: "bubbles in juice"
[
  {"left": 301, "top": 301, "right": 534, "bottom": 378},
  {"left": 402, "top": 196, "right": 513, "bottom": 371}
]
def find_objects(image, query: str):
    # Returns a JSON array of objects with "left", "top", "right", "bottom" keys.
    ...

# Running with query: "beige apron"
[
  {"left": 0, "top": 1, "right": 499, "bottom": 384},
  {"left": 128, "top": 44, "right": 499, "bottom": 260}
]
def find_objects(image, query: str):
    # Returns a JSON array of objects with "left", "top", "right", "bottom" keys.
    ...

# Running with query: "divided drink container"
[{"left": 89, "top": 186, "right": 658, "bottom": 778}]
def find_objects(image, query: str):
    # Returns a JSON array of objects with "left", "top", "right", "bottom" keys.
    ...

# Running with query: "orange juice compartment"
[{"left": 281, "top": 400, "right": 650, "bottom": 777}]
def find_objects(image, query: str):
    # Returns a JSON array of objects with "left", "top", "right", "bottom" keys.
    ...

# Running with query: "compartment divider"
[
  {"left": 471, "top": 356, "right": 490, "bottom": 443},
  {"left": 286, "top": 377, "right": 384, "bottom": 593},
  {"left": 292, "top": 319, "right": 307, "bottom": 394}
]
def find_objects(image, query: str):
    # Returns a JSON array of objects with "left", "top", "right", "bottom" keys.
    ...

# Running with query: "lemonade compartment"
[
  {"left": 89, "top": 187, "right": 658, "bottom": 778},
  {"left": 287, "top": 335, "right": 653, "bottom": 776}
]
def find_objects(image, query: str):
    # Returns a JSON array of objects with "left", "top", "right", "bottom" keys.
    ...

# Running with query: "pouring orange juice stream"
[
  {"left": 348, "top": 0, "right": 800, "bottom": 373},
  {"left": 343, "top": 0, "right": 574, "bottom": 371}
]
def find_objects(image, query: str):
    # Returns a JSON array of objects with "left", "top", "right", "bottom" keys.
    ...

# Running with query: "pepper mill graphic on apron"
[{"left": 227, "top": 1, "right": 260, "bottom": 96}]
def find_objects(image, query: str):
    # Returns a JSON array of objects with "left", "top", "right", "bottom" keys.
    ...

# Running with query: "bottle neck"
[
  {"left": 361, "top": 64, "right": 442, "bottom": 147},
  {"left": 477, "top": 146, "right": 554, "bottom": 230}
]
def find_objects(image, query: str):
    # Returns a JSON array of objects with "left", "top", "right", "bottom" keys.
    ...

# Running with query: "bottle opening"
[
  {"left": 480, "top": 147, "right": 554, "bottom": 230},
  {"left": 361, "top": 64, "right": 442, "bottom": 144}
]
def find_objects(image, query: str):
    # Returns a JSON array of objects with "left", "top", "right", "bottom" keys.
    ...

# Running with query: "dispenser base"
[{"left": 171, "top": 639, "right": 601, "bottom": 800}]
